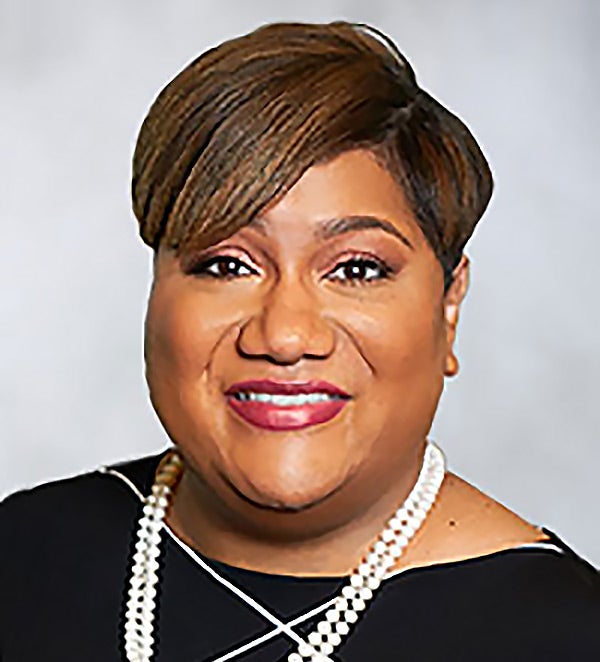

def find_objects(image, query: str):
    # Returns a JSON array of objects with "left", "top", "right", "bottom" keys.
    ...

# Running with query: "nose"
[{"left": 236, "top": 276, "right": 336, "bottom": 365}]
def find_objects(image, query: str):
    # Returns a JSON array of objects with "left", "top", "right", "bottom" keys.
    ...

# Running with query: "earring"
[
  {"left": 444, "top": 353, "right": 459, "bottom": 377},
  {"left": 444, "top": 302, "right": 460, "bottom": 378}
]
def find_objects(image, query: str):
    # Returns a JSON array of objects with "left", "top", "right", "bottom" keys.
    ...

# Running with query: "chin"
[{"left": 226, "top": 469, "right": 344, "bottom": 514}]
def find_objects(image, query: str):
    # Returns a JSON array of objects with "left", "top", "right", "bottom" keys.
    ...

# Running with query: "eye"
[
  {"left": 326, "top": 256, "right": 393, "bottom": 286},
  {"left": 187, "top": 255, "right": 258, "bottom": 280}
]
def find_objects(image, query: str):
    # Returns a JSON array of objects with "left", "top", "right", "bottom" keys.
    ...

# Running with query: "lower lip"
[{"left": 225, "top": 396, "right": 350, "bottom": 431}]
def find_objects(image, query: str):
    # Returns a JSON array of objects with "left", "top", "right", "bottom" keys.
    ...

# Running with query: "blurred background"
[{"left": 1, "top": 0, "right": 599, "bottom": 564}]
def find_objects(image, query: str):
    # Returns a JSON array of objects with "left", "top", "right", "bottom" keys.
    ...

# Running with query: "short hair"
[{"left": 132, "top": 21, "right": 493, "bottom": 290}]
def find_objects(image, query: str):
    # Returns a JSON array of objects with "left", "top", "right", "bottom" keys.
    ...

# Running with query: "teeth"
[{"left": 233, "top": 392, "right": 340, "bottom": 405}]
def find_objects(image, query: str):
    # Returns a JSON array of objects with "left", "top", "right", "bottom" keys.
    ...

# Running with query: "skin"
[{"left": 144, "top": 149, "right": 548, "bottom": 577}]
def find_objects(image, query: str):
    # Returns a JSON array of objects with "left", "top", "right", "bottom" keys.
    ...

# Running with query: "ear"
[{"left": 443, "top": 254, "right": 470, "bottom": 378}]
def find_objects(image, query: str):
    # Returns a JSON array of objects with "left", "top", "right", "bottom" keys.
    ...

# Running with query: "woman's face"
[{"left": 145, "top": 149, "right": 464, "bottom": 533}]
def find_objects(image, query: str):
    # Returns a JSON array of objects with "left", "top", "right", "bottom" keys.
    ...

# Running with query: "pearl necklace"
[{"left": 123, "top": 441, "right": 446, "bottom": 661}]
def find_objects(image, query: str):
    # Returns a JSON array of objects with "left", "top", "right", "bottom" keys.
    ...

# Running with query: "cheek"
[
  {"left": 145, "top": 287, "right": 230, "bottom": 381},
  {"left": 347, "top": 288, "right": 445, "bottom": 378},
  {"left": 144, "top": 285, "right": 240, "bottom": 455},
  {"left": 342, "top": 278, "right": 446, "bottom": 442}
]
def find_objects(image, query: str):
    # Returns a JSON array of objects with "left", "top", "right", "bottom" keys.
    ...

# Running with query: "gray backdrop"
[{"left": 2, "top": 0, "right": 599, "bottom": 565}]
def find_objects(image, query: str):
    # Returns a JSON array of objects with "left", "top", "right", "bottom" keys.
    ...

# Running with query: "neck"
[{"left": 165, "top": 441, "right": 428, "bottom": 577}]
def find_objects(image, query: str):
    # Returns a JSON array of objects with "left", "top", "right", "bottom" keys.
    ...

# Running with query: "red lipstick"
[{"left": 224, "top": 380, "right": 351, "bottom": 431}]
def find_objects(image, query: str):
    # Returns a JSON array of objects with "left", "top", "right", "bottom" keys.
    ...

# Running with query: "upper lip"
[{"left": 224, "top": 379, "right": 351, "bottom": 398}]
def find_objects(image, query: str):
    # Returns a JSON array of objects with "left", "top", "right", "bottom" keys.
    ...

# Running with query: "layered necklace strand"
[{"left": 123, "top": 441, "right": 446, "bottom": 662}]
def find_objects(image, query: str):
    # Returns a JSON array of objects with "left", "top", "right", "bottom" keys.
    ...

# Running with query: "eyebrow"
[{"left": 248, "top": 215, "right": 414, "bottom": 249}]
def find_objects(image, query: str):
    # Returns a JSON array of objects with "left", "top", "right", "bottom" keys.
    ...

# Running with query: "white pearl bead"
[
  {"left": 407, "top": 515, "right": 421, "bottom": 529},
  {"left": 308, "top": 631, "right": 322, "bottom": 646},
  {"left": 388, "top": 543, "right": 402, "bottom": 558},
  {"left": 335, "top": 621, "right": 350, "bottom": 635},
  {"left": 350, "top": 573, "right": 364, "bottom": 587},
  {"left": 325, "top": 609, "right": 340, "bottom": 622},
  {"left": 389, "top": 516, "right": 402, "bottom": 530},
  {"left": 342, "top": 586, "right": 355, "bottom": 599},
  {"left": 337, "top": 596, "right": 350, "bottom": 610},
  {"left": 298, "top": 642, "right": 314, "bottom": 656},
  {"left": 358, "top": 562, "right": 371, "bottom": 577},
  {"left": 148, "top": 533, "right": 162, "bottom": 545},
  {"left": 317, "top": 621, "right": 332, "bottom": 634},
  {"left": 367, "top": 551, "right": 380, "bottom": 565},
  {"left": 153, "top": 507, "right": 166, "bottom": 519},
  {"left": 367, "top": 576, "right": 381, "bottom": 590},
  {"left": 359, "top": 586, "right": 373, "bottom": 600},
  {"left": 328, "top": 632, "right": 342, "bottom": 647},
  {"left": 352, "top": 598, "right": 366, "bottom": 611},
  {"left": 404, "top": 525, "right": 418, "bottom": 539},
  {"left": 344, "top": 610, "right": 358, "bottom": 623},
  {"left": 373, "top": 562, "right": 390, "bottom": 579},
  {"left": 320, "top": 641, "right": 334, "bottom": 655},
  {"left": 382, "top": 529, "right": 395, "bottom": 542}
]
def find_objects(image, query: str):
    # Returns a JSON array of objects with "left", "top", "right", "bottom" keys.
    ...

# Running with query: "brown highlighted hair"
[{"left": 132, "top": 21, "right": 493, "bottom": 290}]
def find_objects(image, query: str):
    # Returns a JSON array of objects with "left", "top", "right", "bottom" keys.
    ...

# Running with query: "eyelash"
[{"left": 188, "top": 254, "right": 394, "bottom": 286}]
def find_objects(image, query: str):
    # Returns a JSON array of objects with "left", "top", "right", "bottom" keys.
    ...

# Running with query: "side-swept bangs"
[{"left": 132, "top": 21, "right": 493, "bottom": 289}]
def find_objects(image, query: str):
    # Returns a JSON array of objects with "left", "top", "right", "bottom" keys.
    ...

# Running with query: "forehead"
[{"left": 248, "top": 149, "right": 422, "bottom": 246}]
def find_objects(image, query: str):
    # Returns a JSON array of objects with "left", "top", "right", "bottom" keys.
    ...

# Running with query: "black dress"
[{"left": 1, "top": 451, "right": 599, "bottom": 661}]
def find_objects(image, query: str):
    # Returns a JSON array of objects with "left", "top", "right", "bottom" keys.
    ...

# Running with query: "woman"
[{"left": 1, "top": 20, "right": 598, "bottom": 662}]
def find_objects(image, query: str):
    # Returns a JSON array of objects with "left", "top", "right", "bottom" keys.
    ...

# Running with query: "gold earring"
[{"left": 444, "top": 352, "right": 459, "bottom": 377}]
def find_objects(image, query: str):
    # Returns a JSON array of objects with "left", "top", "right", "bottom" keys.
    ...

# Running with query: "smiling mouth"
[
  {"left": 225, "top": 391, "right": 350, "bottom": 431},
  {"left": 231, "top": 392, "right": 346, "bottom": 404}
]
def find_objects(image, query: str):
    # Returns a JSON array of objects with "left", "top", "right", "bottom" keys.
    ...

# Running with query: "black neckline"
[
  {"left": 106, "top": 450, "right": 574, "bottom": 584},
  {"left": 177, "top": 526, "right": 566, "bottom": 585}
]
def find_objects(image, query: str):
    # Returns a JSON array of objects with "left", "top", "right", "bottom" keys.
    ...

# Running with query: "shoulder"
[
  {"left": 385, "top": 523, "right": 599, "bottom": 656},
  {"left": 397, "top": 471, "right": 555, "bottom": 570},
  {"left": 0, "top": 454, "right": 163, "bottom": 656},
  {"left": 470, "top": 546, "right": 600, "bottom": 654},
  {"left": 387, "top": 471, "right": 600, "bottom": 654},
  {"left": 0, "top": 452, "right": 164, "bottom": 560},
  {"left": 0, "top": 453, "right": 164, "bottom": 615}
]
